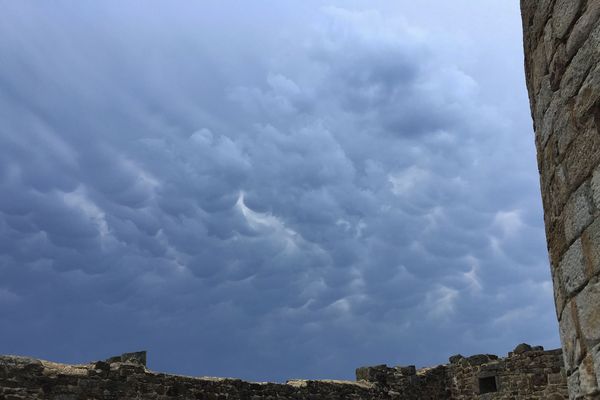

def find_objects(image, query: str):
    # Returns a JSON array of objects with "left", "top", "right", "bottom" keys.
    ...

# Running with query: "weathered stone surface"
[
  {"left": 563, "top": 184, "right": 593, "bottom": 245},
  {"left": 567, "top": 369, "right": 582, "bottom": 399},
  {"left": 566, "top": 1, "right": 600, "bottom": 59},
  {"left": 552, "top": 0, "right": 583, "bottom": 40},
  {"left": 513, "top": 343, "right": 533, "bottom": 354},
  {"left": 592, "top": 343, "right": 600, "bottom": 388},
  {"left": 591, "top": 166, "right": 600, "bottom": 208},
  {"left": 105, "top": 350, "right": 146, "bottom": 366},
  {"left": 448, "top": 348, "right": 567, "bottom": 399},
  {"left": 522, "top": 1, "right": 600, "bottom": 397},
  {"left": 575, "top": 279, "right": 600, "bottom": 346},
  {"left": 578, "top": 354, "right": 600, "bottom": 397},
  {"left": 560, "top": 239, "right": 588, "bottom": 296},
  {"left": 0, "top": 348, "right": 567, "bottom": 400},
  {"left": 581, "top": 219, "right": 600, "bottom": 278},
  {"left": 448, "top": 354, "right": 464, "bottom": 364},
  {"left": 559, "top": 301, "right": 582, "bottom": 373}
]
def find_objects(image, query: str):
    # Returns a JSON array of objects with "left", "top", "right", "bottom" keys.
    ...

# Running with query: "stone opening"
[{"left": 478, "top": 376, "right": 497, "bottom": 394}]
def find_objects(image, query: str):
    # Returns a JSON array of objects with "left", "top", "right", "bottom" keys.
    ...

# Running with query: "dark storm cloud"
[{"left": 0, "top": 1, "right": 556, "bottom": 382}]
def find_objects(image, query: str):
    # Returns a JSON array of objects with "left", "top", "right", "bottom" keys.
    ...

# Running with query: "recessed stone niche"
[{"left": 478, "top": 375, "right": 498, "bottom": 394}]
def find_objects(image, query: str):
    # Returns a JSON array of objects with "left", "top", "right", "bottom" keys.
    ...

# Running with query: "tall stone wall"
[{"left": 521, "top": 0, "right": 600, "bottom": 398}]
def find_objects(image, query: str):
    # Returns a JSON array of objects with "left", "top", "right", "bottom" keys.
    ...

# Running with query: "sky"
[{"left": 0, "top": 1, "right": 559, "bottom": 382}]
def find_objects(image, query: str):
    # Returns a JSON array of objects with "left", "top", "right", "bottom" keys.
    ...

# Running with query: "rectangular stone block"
[
  {"left": 575, "top": 63, "right": 600, "bottom": 121},
  {"left": 560, "top": 22, "right": 600, "bottom": 101},
  {"left": 560, "top": 300, "right": 583, "bottom": 373},
  {"left": 575, "top": 279, "right": 600, "bottom": 346},
  {"left": 556, "top": 106, "right": 578, "bottom": 157},
  {"left": 581, "top": 219, "right": 600, "bottom": 278},
  {"left": 552, "top": 0, "right": 583, "bottom": 40},
  {"left": 548, "top": 214, "right": 568, "bottom": 269},
  {"left": 563, "top": 183, "right": 593, "bottom": 245},
  {"left": 560, "top": 239, "right": 589, "bottom": 296},
  {"left": 544, "top": 164, "right": 570, "bottom": 220},
  {"left": 566, "top": 1, "right": 600, "bottom": 59},
  {"left": 540, "top": 97, "right": 561, "bottom": 148}
]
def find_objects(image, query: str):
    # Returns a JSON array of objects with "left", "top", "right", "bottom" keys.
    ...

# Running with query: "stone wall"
[
  {"left": 521, "top": 0, "right": 600, "bottom": 398},
  {"left": 0, "top": 347, "right": 566, "bottom": 399},
  {"left": 0, "top": 352, "right": 384, "bottom": 400},
  {"left": 355, "top": 363, "right": 450, "bottom": 399},
  {"left": 448, "top": 345, "right": 567, "bottom": 399}
]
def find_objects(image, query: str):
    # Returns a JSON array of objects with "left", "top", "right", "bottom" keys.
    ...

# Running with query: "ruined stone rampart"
[
  {"left": 0, "top": 346, "right": 567, "bottom": 399},
  {"left": 521, "top": 0, "right": 600, "bottom": 397},
  {"left": 448, "top": 346, "right": 567, "bottom": 399}
]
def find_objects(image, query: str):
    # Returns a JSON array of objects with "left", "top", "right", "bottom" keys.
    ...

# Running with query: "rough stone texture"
[
  {"left": 522, "top": 0, "right": 600, "bottom": 397},
  {"left": 0, "top": 348, "right": 566, "bottom": 399},
  {"left": 448, "top": 348, "right": 568, "bottom": 400},
  {"left": 0, "top": 352, "right": 384, "bottom": 400}
]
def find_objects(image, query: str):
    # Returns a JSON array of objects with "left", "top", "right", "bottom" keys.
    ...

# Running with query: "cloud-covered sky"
[{"left": 0, "top": 1, "right": 558, "bottom": 381}]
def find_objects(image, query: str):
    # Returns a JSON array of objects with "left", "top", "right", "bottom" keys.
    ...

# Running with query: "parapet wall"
[
  {"left": 0, "top": 346, "right": 567, "bottom": 399},
  {"left": 521, "top": 0, "right": 600, "bottom": 398}
]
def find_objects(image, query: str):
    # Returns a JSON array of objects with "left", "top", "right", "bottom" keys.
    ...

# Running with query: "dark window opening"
[{"left": 479, "top": 376, "right": 498, "bottom": 394}]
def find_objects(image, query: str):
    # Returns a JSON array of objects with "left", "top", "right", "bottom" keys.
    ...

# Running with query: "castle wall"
[
  {"left": 0, "top": 353, "right": 384, "bottom": 400},
  {"left": 0, "top": 348, "right": 566, "bottom": 399},
  {"left": 521, "top": 1, "right": 600, "bottom": 398},
  {"left": 448, "top": 348, "right": 567, "bottom": 399},
  {"left": 0, "top": 353, "right": 449, "bottom": 400}
]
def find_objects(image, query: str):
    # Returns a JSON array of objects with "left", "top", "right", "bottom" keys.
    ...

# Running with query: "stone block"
[
  {"left": 578, "top": 354, "right": 600, "bottom": 397},
  {"left": 552, "top": 268, "right": 567, "bottom": 320},
  {"left": 536, "top": 76, "right": 554, "bottom": 123},
  {"left": 449, "top": 354, "right": 464, "bottom": 364},
  {"left": 104, "top": 351, "right": 147, "bottom": 366},
  {"left": 556, "top": 108, "right": 578, "bottom": 157},
  {"left": 549, "top": 372, "right": 565, "bottom": 385},
  {"left": 544, "top": 18, "right": 556, "bottom": 66},
  {"left": 513, "top": 343, "right": 533, "bottom": 354},
  {"left": 591, "top": 166, "right": 600, "bottom": 211},
  {"left": 563, "top": 184, "right": 593, "bottom": 245},
  {"left": 581, "top": 219, "right": 600, "bottom": 278},
  {"left": 560, "top": 239, "right": 588, "bottom": 296},
  {"left": 560, "top": 23, "right": 600, "bottom": 101},
  {"left": 550, "top": 43, "right": 567, "bottom": 91},
  {"left": 544, "top": 164, "right": 569, "bottom": 220},
  {"left": 559, "top": 300, "right": 582, "bottom": 372},
  {"left": 540, "top": 97, "right": 561, "bottom": 148},
  {"left": 575, "top": 279, "right": 600, "bottom": 346},
  {"left": 532, "top": 41, "right": 550, "bottom": 99},
  {"left": 552, "top": 0, "right": 583, "bottom": 40},
  {"left": 563, "top": 119, "right": 600, "bottom": 192},
  {"left": 591, "top": 343, "right": 600, "bottom": 390},
  {"left": 567, "top": 1, "right": 600, "bottom": 59},
  {"left": 575, "top": 63, "right": 600, "bottom": 121},
  {"left": 395, "top": 365, "right": 416, "bottom": 376}
]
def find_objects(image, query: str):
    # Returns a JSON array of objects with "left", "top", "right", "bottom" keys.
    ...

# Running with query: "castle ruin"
[
  {"left": 0, "top": 346, "right": 568, "bottom": 399},
  {"left": 1, "top": 1, "right": 599, "bottom": 399}
]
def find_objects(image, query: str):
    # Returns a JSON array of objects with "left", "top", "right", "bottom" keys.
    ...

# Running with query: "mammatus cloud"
[{"left": 0, "top": 2, "right": 556, "bottom": 381}]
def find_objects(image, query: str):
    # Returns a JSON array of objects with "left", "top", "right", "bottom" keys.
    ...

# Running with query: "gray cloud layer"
[{"left": 0, "top": 1, "right": 557, "bottom": 381}]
